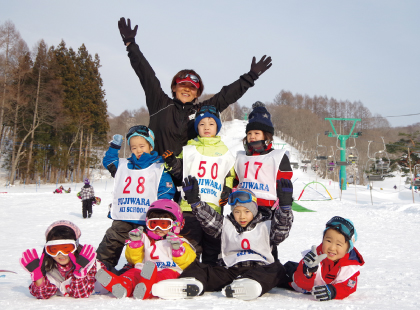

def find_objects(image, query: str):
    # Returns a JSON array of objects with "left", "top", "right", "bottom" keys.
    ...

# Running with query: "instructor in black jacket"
[{"left": 118, "top": 17, "right": 273, "bottom": 156}]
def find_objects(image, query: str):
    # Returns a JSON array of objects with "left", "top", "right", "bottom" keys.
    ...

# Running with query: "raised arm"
[{"left": 118, "top": 17, "right": 169, "bottom": 114}]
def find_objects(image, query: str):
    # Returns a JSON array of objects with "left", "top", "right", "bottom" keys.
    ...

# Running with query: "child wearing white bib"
[
  {"left": 234, "top": 101, "right": 294, "bottom": 260},
  {"left": 97, "top": 125, "right": 175, "bottom": 272},
  {"left": 95, "top": 200, "right": 196, "bottom": 300},
  {"left": 162, "top": 105, "right": 235, "bottom": 266},
  {"left": 152, "top": 178, "right": 294, "bottom": 301}
]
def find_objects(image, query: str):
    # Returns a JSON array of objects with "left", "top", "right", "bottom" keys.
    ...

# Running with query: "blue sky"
[{"left": 2, "top": 0, "right": 419, "bottom": 127}]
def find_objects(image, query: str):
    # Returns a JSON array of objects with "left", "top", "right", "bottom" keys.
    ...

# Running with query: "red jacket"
[{"left": 292, "top": 244, "right": 365, "bottom": 300}]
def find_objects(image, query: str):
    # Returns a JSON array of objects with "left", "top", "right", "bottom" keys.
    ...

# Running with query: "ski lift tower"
[{"left": 325, "top": 118, "right": 361, "bottom": 190}]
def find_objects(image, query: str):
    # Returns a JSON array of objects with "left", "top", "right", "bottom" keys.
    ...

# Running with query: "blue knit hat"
[
  {"left": 127, "top": 127, "right": 155, "bottom": 150},
  {"left": 194, "top": 105, "right": 222, "bottom": 135},
  {"left": 246, "top": 101, "right": 274, "bottom": 135}
]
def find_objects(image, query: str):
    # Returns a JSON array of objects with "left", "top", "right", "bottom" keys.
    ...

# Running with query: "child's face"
[
  {"left": 130, "top": 136, "right": 153, "bottom": 159},
  {"left": 53, "top": 252, "right": 71, "bottom": 266},
  {"left": 172, "top": 82, "right": 198, "bottom": 104},
  {"left": 322, "top": 228, "right": 349, "bottom": 262},
  {"left": 233, "top": 205, "right": 254, "bottom": 227},
  {"left": 197, "top": 117, "right": 217, "bottom": 137},
  {"left": 247, "top": 130, "right": 264, "bottom": 143}
]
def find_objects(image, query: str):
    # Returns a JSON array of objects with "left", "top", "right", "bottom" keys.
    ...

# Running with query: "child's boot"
[
  {"left": 95, "top": 269, "right": 133, "bottom": 298},
  {"left": 151, "top": 277, "right": 203, "bottom": 299},
  {"left": 222, "top": 278, "right": 262, "bottom": 301},
  {"left": 132, "top": 261, "right": 157, "bottom": 299}
]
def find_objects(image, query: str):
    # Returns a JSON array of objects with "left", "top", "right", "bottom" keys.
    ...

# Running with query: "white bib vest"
[
  {"left": 235, "top": 150, "right": 286, "bottom": 201},
  {"left": 134, "top": 234, "right": 192, "bottom": 273},
  {"left": 111, "top": 158, "right": 164, "bottom": 221},
  {"left": 221, "top": 219, "right": 274, "bottom": 267},
  {"left": 182, "top": 145, "right": 235, "bottom": 205}
]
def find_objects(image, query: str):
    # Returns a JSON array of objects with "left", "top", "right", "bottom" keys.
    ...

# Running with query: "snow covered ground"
[{"left": 1, "top": 119, "right": 420, "bottom": 309}]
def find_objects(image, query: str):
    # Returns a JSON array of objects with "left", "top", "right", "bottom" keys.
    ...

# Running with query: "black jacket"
[{"left": 127, "top": 43, "right": 258, "bottom": 156}]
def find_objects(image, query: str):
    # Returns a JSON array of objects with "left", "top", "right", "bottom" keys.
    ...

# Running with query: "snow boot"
[
  {"left": 132, "top": 261, "right": 157, "bottom": 299},
  {"left": 95, "top": 269, "right": 133, "bottom": 298},
  {"left": 222, "top": 278, "right": 262, "bottom": 301},
  {"left": 151, "top": 277, "right": 203, "bottom": 299}
]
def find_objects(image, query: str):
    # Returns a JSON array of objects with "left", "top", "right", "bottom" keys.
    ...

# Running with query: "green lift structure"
[{"left": 325, "top": 118, "right": 361, "bottom": 190}]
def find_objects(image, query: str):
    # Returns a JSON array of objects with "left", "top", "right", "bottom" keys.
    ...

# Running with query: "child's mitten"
[
  {"left": 20, "top": 249, "right": 45, "bottom": 281},
  {"left": 303, "top": 245, "right": 327, "bottom": 274},
  {"left": 110, "top": 134, "right": 123, "bottom": 148},
  {"left": 166, "top": 232, "right": 185, "bottom": 257},
  {"left": 69, "top": 244, "right": 97, "bottom": 278},
  {"left": 127, "top": 227, "right": 144, "bottom": 249}
]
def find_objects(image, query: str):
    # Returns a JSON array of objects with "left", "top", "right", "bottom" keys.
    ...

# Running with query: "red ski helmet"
[{"left": 146, "top": 199, "right": 184, "bottom": 238}]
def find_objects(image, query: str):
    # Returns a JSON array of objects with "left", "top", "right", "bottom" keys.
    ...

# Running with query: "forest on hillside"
[{"left": 0, "top": 21, "right": 108, "bottom": 184}]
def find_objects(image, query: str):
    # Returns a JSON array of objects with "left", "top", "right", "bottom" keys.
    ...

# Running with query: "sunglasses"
[
  {"left": 45, "top": 239, "right": 77, "bottom": 257},
  {"left": 126, "top": 125, "right": 149, "bottom": 140},
  {"left": 146, "top": 218, "right": 175, "bottom": 231},
  {"left": 326, "top": 216, "right": 354, "bottom": 241},
  {"left": 182, "top": 74, "right": 199, "bottom": 83},
  {"left": 228, "top": 190, "right": 257, "bottom": 206}
]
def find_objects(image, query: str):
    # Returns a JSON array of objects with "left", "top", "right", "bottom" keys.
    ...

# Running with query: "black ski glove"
[
  {"left": 118, "top": 17, "right": 138, "bottom": 45},
  {"left": 162, "top": 150, "right": 177, "bottom": 168},
  {"left": 250, "top": 55, "right": 272, "bottom": 78},
  {"left": 219, "top": 186, "right": 232, "bottom": 207},
  {"left": 182, "top": 176, "right": 200, "bottom": 205},
  {"left": 312, "top": 284, "right": 336, "bottom": 301},
  {"left": 276, "top": 178, "right": 293, "bottom": 210}
]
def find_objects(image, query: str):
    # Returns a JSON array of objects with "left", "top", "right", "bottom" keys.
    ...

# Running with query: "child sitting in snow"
[
  {"left": 20, "top": 220, "right": 106, "bottom": 299},
  {"left": 95, "top": 199, "right": 196, "bottom": 299},
  {"left": 288, "top": 216, "right": 365, "bottom": 301},
  {"left": 151, "top": 177, "right": 293, "bottom": 301}
]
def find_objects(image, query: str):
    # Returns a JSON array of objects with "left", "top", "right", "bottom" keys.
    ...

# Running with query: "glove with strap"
[
  {"left": 219, "top": 186, "right": 232, "bottom": 207},
  {"left": 127, "top": 227, "right": 144, "bottom": 249},
  {"left": 249, "top": 55, "right": 272, "bottom": 79},
  {"left": 20, "top": 249, "right": 45, "bottom": 282},
  {"left": 276, "top": 178, "right": 293, "bottom": 210},
  {"left": 312, "top": 284, "right": 336, "bottom": 301},
  {"left": 118, "top": 17, "right": 138, "bottom": 46},
  {"left": 69, "top": 244, "right": 97, "bottom": 278},
  {"left": 182, "top": 175, "right": 200, "bottom": 206},
  {"left": 303, "top": 245, "right": 327, "bottom": 274}
]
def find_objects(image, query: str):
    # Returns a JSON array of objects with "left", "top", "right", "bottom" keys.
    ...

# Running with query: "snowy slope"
[{"left": 1, "top": 120, "right": 420, "bottom": 309}]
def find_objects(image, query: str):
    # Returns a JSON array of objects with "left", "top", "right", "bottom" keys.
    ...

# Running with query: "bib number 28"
[{"left": 123, "top": 176, "right": 146, "bottom": 194}]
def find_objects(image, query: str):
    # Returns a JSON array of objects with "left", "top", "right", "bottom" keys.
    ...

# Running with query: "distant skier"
[{"left": 80, "top": 178, "right": 95, "bottom": 219}]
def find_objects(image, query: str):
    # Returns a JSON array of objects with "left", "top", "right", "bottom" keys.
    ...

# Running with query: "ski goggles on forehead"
[
  {"left": 45, "top": 240, "right": 77, "bottom": 257},
  {"left": 126, "top": 125, "right": 149, "bottom": 140},
  {"left": 196, "top": 105, "right": 220, "bottom": 118},
  {"left": 326, "top": 216, "right": 354, "bottom": 241},
  {"left": 228, "top": 190, "right": 257, "bottom": 206},
  {"left": 146, "top": 218, "right": 175, "bottom": 231}
]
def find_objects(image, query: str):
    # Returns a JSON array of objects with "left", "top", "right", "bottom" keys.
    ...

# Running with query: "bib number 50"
[
  {"left": 197, "top": 161, "right": 218, "bottom": 179},
  {"left": 123, "top": 176, "right": 145, "bottom": 194}
]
